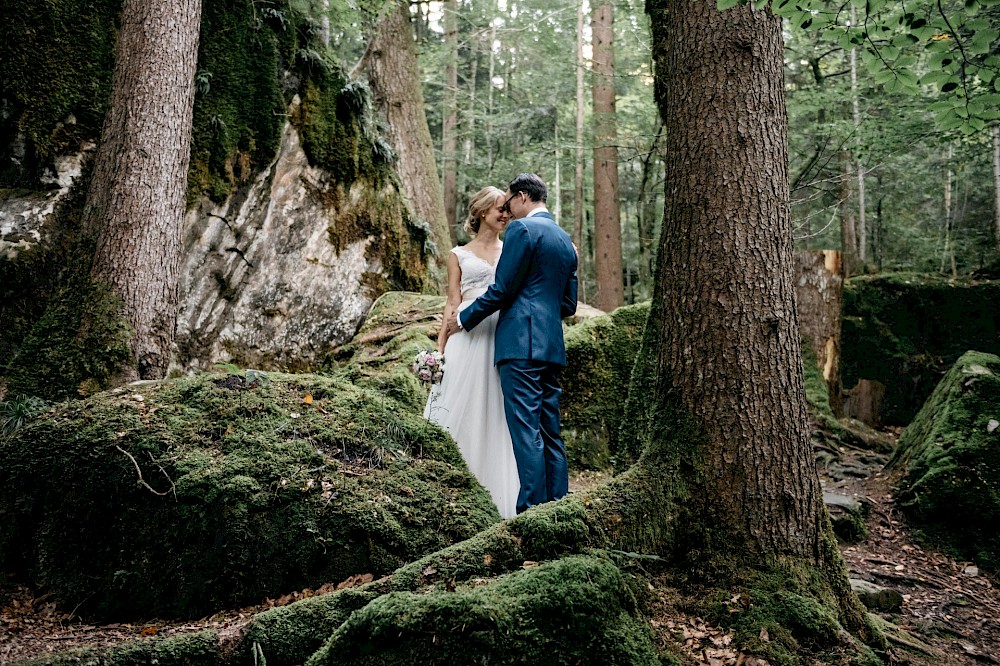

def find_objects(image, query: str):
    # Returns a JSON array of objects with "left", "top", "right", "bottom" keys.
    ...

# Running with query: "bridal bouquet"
[{"left": 411, "top": 349, "right": 445, "bottom": 385}]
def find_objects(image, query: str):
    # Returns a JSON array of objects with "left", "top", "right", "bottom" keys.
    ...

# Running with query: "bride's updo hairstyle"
[{"left": 463, "top": 186, "right": 505, "bottom": 236}]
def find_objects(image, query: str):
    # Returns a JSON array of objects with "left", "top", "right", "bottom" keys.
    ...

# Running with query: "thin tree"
[
  {"left": 82, "top": 0, "right": 202, "bottom": 380},
  {"left": 442, "top": 0, "right": 459, "bottom": 240},
  {"left": 591, "top": 0, "right": 623, "bottom": 312},
  {"left": 574, "top": 0, "right": 588, "bottom": 299}
]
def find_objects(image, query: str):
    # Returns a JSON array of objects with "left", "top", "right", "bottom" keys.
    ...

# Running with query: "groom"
[{"left": 448, "top": 173, "right": 578, "bottom": 514}]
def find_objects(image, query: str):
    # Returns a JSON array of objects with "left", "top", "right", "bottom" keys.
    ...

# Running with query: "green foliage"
[
  {"left": 306, "top": 555, "right": 660, "bottom": 666},
  {"left": 840, "top": 273, "right": 1000, "bottom": 425},
  {"left": 0, "top": 394, "right": 48, "bottom": 437},
  {"left": 889, "top": 351, "right": 1000, "bottom": 571},
  {"left": 0, "top": 372, "right": 499, "bottom": 620}
]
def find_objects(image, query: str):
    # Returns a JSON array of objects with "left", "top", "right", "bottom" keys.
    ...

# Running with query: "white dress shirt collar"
[{"left": 524, "top": 205, "right": 549, "bottom": 218}]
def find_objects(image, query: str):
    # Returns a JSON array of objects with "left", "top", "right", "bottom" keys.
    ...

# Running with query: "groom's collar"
[{"left": 524, "top": 206, "right": 551, "bottom": 219}]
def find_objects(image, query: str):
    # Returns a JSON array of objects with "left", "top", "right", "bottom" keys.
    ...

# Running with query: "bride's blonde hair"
[{"left": 463, "top": 186, "right": 505, "bottom": 236}]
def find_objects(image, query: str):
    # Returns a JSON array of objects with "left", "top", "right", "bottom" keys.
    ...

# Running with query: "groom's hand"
[{"left": 445, "top": 313, "right": 463, "bottom": 336}]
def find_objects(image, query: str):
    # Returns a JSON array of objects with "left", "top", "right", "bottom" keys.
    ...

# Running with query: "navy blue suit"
[{"left": 460, "top": 211, "right": 578, "bottom": 513}]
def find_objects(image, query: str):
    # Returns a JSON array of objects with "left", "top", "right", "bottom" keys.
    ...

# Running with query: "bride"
[{"left": 424, "top": 186, "right": 519, "bottom": 519}]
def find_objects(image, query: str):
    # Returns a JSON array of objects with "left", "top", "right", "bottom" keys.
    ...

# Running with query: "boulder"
[
  {"left": 561, "top": 302, "right": 649, "bottom": 470},
  {"left": 849, "top": 579, "right": 904, "bottom": 613},
  {"left": 0, "top": 371, "right": 497, "bottom": 621},
  {"left": 823, "top": 492, "right": 869, "bottom": 543},
  {"left": 888, "top": 351, "right": 1000, "bottom": 571}
]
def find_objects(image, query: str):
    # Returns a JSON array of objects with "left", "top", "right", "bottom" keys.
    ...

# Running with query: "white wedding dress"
[{"left": 424, "top": 245, "right": 519, "bottom": 519}]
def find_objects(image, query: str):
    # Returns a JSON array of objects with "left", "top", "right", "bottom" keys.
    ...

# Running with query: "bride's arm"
[{"left": 437, "top": 251, "right": 463, "bottom": 354}]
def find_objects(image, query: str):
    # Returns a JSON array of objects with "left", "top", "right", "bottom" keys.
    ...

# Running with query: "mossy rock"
[
  {"left": 841, "top": 274, "right": 1000, "bottom": 426},
  {"left": 0, "top": 372, "right": 499, "bottom": 620},
  {"left": 329, "top": 291, "right": 447, "bottom": 413},
  {"left": 562, "top": 302, "right": 649, "bottom": 470},
  {"left": 888, "top": 350, "right": 1000, "bottom": 571},
  {"left": 305, "top": 554, "right": 659, "bottom": 666}
]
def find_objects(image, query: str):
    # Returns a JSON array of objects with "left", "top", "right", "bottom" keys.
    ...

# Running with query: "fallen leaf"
[
  {"left": 483, "top": 553, "right": 493, "bottom": 566},
  {"left": 140, "top": 626, "right": 158, "bottom": 636},
  {"left": 522, "top": 561, "right": 539, "bottom": 568},
  {"left": 303, "top": 393, "right": 313, "bottom": 405},
  {"left": 422, "top": 566, "right": 437, "bottom": 577}
]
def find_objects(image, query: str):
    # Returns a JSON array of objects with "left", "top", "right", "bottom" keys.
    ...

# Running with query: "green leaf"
[
  {"left": 880, "top": 45, "right": 900, "bottom": 60},
  {"left": 718, "top": 0, "right": 741, "bottom": 10}
]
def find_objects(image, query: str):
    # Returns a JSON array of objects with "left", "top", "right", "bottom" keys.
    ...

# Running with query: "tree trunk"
[
  {"left": 839, "top": 150, "right": 857, "bottom": 276},
  {"left": 942, "top": 144, "right": 956, "bottom": 276},
  {"left": 636, "top": 122, "right": 663, "bottom": 297},
  {"left": 591, "top": 1, "right": 623, "bottom": 312},
  {"left": 442, "top": 0, "right": 459, "bottom": 240},
  {"left": 641, "top": 13, "right": 879, "bottom": 652},
  {"left": 574, "top": 0, "right": 587, "bottom": 301},
  {"left": 795, "top": 250, "right": 844, "bottom": 416},
  {"left": 82, "top": 0, "right": 202, "bottom": 380},
  {"left": 363, "top": 0, "right": 450, "bottom": 271},
  {"left": 850, "top": 5, "right": 867, "bottom": 266},
  {"left": 993, "top": 125, "right": 999, "bottom": 252}
]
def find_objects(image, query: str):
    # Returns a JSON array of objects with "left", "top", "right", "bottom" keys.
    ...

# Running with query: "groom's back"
[{"left": 495, "top": 215, "right": 577, "bottom": 366}]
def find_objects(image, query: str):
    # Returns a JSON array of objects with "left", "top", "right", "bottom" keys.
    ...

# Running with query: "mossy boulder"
[
  {"left": 888, "top": 350, "right": 1000, "bottom": 571},
  {"left": 561, "top": 302, "right": 649, "bottom": 470},
  {"left": 841, "top": 274, "right": 1000, "bottom": 426},
  {"left": 0, "top": 371, "right": 499, "bottom": 620}
]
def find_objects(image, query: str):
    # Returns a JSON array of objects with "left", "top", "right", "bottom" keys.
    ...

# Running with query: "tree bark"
[
  {"left": 442, "top": 0, "right": 459, "bottom": 240},
  {"left": 850, "top": 5, "right": 867, "bottom": 265},
  {"left": 647, "top": 0, "right": 826, "bottom": 566},
  {"left": 591, "top": 1, "right": 623, "bottom": 312},
  {"left": 994, "top": 125, "right": 1000, "bottom": 252},
  {"left": 363, "top": 0, "right": 450, "bottom": 269},
  {"left": 795, "top": 250, "right": 844, "bottom": 415},
  {"left": 83, "top": 0, "right": 202, "bottom": 380},
  {"left": 839, "top": 150, "right": 858, "bottom": 277}
]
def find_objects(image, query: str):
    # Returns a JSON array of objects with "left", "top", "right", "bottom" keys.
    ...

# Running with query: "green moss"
[
  {"left": 185, "top": 0, "right": 287, "bottom": 203},
  {"left": 306, "top": 555, "right": 660, "bottom": 666},
  {"left": 888, "top": 351, "right": 1000, "bottom": 571},
  {"left": 0, "top": 372, "right": 498, "bottom": 620},
  {"left": 562, "top": 302, "right": 650, "bottom": 470},
  {"left": 0, "top": 0, "right": 118, "bottom": 182},
  {"left": 5, "top": 277, "right": 133, "bottom": 400},
  {"left": 841, "top": 273, "right": 1000, "bottom": 425}
]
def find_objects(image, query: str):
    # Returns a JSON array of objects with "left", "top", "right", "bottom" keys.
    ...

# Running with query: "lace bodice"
[{"left": 451, "top": 245, "right": 500, "bottom": 298}]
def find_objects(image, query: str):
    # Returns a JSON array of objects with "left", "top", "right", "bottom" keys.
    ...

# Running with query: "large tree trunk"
[
  {"left": 649, "top": 0, "right": 824, "bottom": 561},
  {"left": 362, "top": 0, "right": 450, "bottom": 270},
  {"left": 82, "top": 0, "right": 202, "bottom": 380},
  {"left": 994, "top": 125, "right": 1000, "bottom": 252},
  {"left": 591, "top": 1, "right": 623, "bottom": 312},
  {"left": 441, "top": 0, "right": 458, "bottom": 240},
  {"left": 796, "top": 250, "right": 844, "bottom": 416}
]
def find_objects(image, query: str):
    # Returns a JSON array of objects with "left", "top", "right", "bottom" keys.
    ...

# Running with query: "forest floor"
[{"left": 1, "top": 464, "right": 997, "bottom": 665}]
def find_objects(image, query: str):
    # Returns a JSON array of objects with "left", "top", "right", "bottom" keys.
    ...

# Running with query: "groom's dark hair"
[{"left": 509, "top": 173, "right": 547, "bottom": 203}]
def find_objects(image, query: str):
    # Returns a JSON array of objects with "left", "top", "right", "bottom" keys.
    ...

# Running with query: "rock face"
[
  {"left": 0, "top": 115, "right": 429, "bottom": 386},
  {"left": 174, "top": 118, "right": 422, "bottom": 373},
  {"left": 889, "top": 351, "right": 1000, "bottom": 572}
]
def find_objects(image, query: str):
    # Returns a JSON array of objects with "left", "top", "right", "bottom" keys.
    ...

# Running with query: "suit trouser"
[{"left": 497, "top": 359, "right": 569, "bottom": 513}]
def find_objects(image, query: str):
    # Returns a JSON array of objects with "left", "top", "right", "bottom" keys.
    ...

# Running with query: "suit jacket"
[{"left": 459, "top": 210, "right": 578, "bottom": 366}]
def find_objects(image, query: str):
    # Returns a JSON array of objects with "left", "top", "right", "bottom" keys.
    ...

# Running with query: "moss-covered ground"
[
  {"left": 841, "top": 273, "right": 1000, "bottom": 426},
  {"left": 5, "top": 291, "right": 894, "bottom": 666},
  {"left": 888, "top": 350, "right": 1000, "bottom": 572},
  {"left": 0, "top": 370, "right": 499, "bottom": 621}
]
